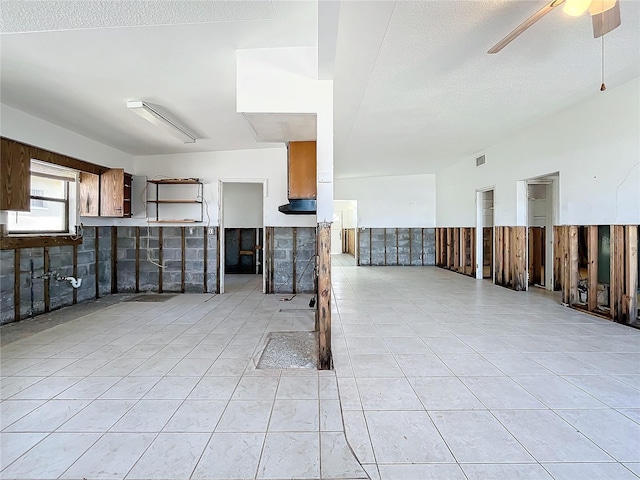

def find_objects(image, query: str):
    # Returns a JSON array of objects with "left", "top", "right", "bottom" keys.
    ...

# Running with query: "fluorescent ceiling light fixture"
[{"left": 127, "top": 100, "right": 196, "bottom": 144}]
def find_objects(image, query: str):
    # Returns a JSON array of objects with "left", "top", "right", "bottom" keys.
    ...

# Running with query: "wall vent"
[{"left": 476, "top": 155, "right": 486, "bottom": 166}]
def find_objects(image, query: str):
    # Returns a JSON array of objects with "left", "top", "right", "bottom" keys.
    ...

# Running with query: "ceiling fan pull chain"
[{"left": 600, "top": 29, "right": 606, "bottom": 91}]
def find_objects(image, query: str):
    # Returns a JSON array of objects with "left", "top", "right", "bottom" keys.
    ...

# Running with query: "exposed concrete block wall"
[
  {"left": 1, "top": 225, "right": 219, "bottom": 325},
  {"left": 97, "top": 226, "right": 113, "bottom": 297},
  {"left": 184, "top": 227, "right": 205, "bottom": 293},
  {"left": 295, "top": 227, "right": 316, "bottom": 293},
  {"left": 357, "top": 228, "right": 436, "bottom": 266},
  {"left": 162, "top": 227, "right": 183, "bottom": 292},
  {"left": 0, "top": 250, "right": 15, "bottom": 324},
  {"left": 19, "top": 248, "right": 45, "bottom": 319},
  {"left": 270, "top": 227, "right": 316, "bottom": 294},
  {"left": 139, "top": 227, "right": 161, "bottom": 292},
  {"left": 205, "top": 228, "right": 218, "bottom": 294},
  {"left": 76, "top": 226, "right": 97, "bottom": 303},
  {"left": 48, "top": 246, "right": 74, "bottom": 310}
]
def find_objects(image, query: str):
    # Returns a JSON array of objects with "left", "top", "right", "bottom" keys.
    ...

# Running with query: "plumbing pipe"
[
  {"left": 64, "top": 277, "right": 82, "bottom": 289},
  {"left": 30, "top": 259, "right": 34, "bottom": 318}
]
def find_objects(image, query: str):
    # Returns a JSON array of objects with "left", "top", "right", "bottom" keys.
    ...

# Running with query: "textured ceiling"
[
  {"left": 333, "top": 0, "right": 640, "bottom": 178},
  {"left": 0, "top": 1, "right": 274, "bottom": 33},
  {"left": 0, "top": 1, "right": 316, "bottom": 155}
]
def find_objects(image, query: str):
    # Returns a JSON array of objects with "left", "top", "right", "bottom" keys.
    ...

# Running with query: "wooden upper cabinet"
[
  {"left": 79, "top": 172, "right": 100, "bottom": 217},
  {"left": 0, "top": 137, "right": 31, "bottom": 211},
  {"left": 99, "top": 168, "right": 132, "bottom": 217},
  {"left": 288, "top": 141, "right": 316, "bottom": 200}
]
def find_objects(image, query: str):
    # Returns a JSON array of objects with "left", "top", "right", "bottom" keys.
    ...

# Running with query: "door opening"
[
  {"left": 526, "top": 174, "right": 557, "bottom": 291},
  {"left": 476, "top": 189, "right": 494, "bottom": 281},
  {"left": 219, "top": 181, "right": 265, "bottom": 293}
]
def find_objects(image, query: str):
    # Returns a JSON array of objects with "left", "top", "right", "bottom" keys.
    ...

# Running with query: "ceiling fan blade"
[
  {"left": 488, "top": 0, "right": 566, "bottom": 54},
  {"left": 592, "top": 1, "right": 621, "bottom": 38}
]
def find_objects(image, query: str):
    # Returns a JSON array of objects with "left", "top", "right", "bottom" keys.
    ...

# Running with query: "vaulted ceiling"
[{"left": 1, "top": 1, "right": 638, "bottom": 179}]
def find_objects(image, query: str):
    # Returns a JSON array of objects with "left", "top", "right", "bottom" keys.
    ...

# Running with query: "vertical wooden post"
[
  {"left": 216, "top": 226, "right": 221, "bottom": 294},
  {"left": 561, "top": 226, "right": 570, "bottom": 304},
  {"left": 203, "top": 228, "right": 208, "bottom": 293},
  {"left": 610, "top": 225, "right": 625, "bottom": 322},
  {"left": 43, "top": 247, "right": 50, "bottom": 312},
  {"left": 95, "top": 227, "right": 100, "bottom": 299},
  {"left": 181, "top": 227, "right": 186, "bottom": 293},
  {"left": 14, "top": 249, "right": 20, "bottom": 321},
  {"left": 135, "top": 227, "right": 140, "bottom": 293},
  {"left": 503, "top": 227, "right": 511, "bottom": 287},
  {"left": 513, "top": 227, "right": 525, "bottom": 290},
  {"left": 383, "top": 228, "right": 388, "bottom": 265},
  {"left": 158, "top": 227, "right": 163, "bottom": 293},
  {"left": 495, "top": 227, "right": 503, "bottom": 285},
  {"left": 317, "top": 222, "right": 332, "bottom": 370},
  {"left": 453, "top": 228, "right": 460, "bottom": 272},
  {"left": 292, "top": 227, "right": 298, "bottom": 293},
  {"left": 569, "top": 226, "right": 579, "bottom": 304},
  {"left": 395, "top": 227, "right": 399, "bottom": 265},
  {"left": 587, "top": 226, "right": 598, "bottom": 311},
  {"left": 625, "top": 225, "right": 638, "bottom": 324},
  {"left": 409, "top": 228, "right": 412, "bottom": 266},
  {"left": 72, "top": 243, "right": 78, "bottom": 304},
  {"left": 471, "top": 228, "right": 476, "bottom": 277},
  {"left": 110, "top": 226, "right": 118, "bottom": 294},
  {"left": 554, "top": 226, "right": 562, "bottom": 291}
]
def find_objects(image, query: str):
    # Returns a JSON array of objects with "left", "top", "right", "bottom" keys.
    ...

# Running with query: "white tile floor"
[
  {"left": 1, "top": 256, "right": 639, "bottom": 480},
  {"left": 331, "top": 255, "right": 640, "bottom": 480}
]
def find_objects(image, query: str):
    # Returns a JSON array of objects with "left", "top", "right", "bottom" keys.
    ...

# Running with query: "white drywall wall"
[
  {"left": 223, "top": 183, "right": 263, "bottom": 228},
  {"left": 0, "top": 104, "right": 134, "bottom": 170},
  {"left": 135, "top": 147, "right": 315, "bottom": 228},
  {"left": 335, "top": 174, "right": 436, "bottom": 227},
  {"left": 436, "top": 78, "right": 640, "bottom": 227}
]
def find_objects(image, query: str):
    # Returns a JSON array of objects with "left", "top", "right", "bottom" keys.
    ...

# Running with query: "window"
[{"left": 7, "top": 161, "right": 78, "bottom": 235}]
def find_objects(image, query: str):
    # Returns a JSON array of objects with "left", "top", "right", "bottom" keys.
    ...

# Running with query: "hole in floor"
[{"left": 257, "top": 331, "right": 318, "bottom": 370}]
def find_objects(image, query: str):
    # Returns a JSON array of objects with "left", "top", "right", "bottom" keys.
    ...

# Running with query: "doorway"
[
  {"left": 476, "top": 189, "right": 494, "bottom": 281},
  {"left": 333, "top": 200, "right": 358, "bottom": 264},
  {"left": 219, "top": 181, "right": 265, "bottom": 293},
  {"left": 526, "top": 174, "right": 558, "bottom": 291},
  {"left": 225, "top": 228, "right": 263, "bottom": 274}
]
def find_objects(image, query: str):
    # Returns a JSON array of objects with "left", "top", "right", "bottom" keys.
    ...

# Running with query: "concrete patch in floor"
[{"left": 257, "top": 331, "right": 317, "bottom": 369}]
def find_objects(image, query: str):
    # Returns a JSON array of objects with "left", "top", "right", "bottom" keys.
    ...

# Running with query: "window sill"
[{"left": 0, "top": 234, "right": 83, "bottom": 250}]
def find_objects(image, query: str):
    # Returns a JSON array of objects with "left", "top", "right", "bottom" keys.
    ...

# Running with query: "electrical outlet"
[
  {"left": 208, "top": 227, "right": 214, "bottom": 235},
  {"left": 189, "top": 227, "right": 195, "bottom": 235}
]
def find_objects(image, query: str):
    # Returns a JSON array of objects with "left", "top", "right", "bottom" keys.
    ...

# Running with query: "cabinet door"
[
  {"left": 100, "top": 168, "right": 124, "bottom": 217},
  {"left": 0, "top": 138, "right": 31, "bottom": 211},
  {"left": 288, "top": 141, "right": 316, "bottom": 199},
  {"left": 79, "top": 172, "right": 100, "bottom": 216}
]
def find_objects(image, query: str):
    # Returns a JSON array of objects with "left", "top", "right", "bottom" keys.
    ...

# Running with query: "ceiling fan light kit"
[
  {"left": 563, "top": 0, "right": 592, "bottom": 17},
  {"left": 127, "top": 100, "right": 197, "bottom": 144}
]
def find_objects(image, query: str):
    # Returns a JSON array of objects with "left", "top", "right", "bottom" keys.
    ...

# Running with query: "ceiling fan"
[{"left": 488, "top": 0, "right": 622, "bottom": 54}]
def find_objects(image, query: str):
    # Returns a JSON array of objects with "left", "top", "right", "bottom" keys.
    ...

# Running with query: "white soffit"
[
  {"left": 0, "top": 1, "right": 274, "bottom": 33},
  {"left": 242, "top": 113, "right": 317, "bottom": 143}
]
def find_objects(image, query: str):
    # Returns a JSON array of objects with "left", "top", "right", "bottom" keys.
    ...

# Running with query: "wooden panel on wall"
[
  {"left": 288, "top": 141, "right": 316, "bottom": 200},
  {"left": 512, "top": 226, "right": 526, "bottom": 291},
  {"left": 79, "top": 172, "right": 100, "bottom": 216},
  {"left": 554, "top": 226, "right": 562, "bottom": 291},
  {"left": 625, "top": 225, "right": 638, "bottom": 324},
  {"left": 610, "top": 225, "right": 625, "bottom": 321},
  {"left": 587, "top": 226, "right": 598, "bottom": 311},
  {"left": 569, "top": 226, "right": 579, "bottom": 303},
  {"left": 0, "top": 137, "right": 31, "bottom": 211}
]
